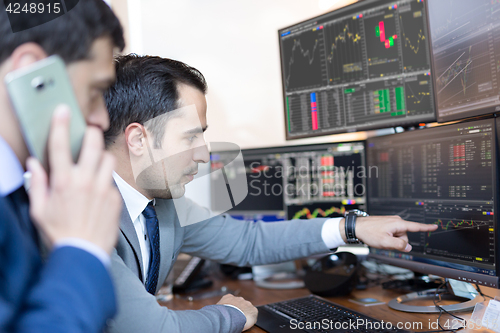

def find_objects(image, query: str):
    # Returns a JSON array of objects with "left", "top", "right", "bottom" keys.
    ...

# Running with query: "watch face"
[{"left": 345, "top": 209, "right": 369, "bottom": 217}]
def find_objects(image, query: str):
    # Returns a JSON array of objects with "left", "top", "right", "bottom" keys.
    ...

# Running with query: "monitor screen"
[
  {"left": 279, "top": 0, "right": 436, "bottom": 140},
  {"left": 210, "top": 147, "right": 286, "bottom": 222},
  {"left": 210, "top": 142, "right": 366, "bottom": 221},
  {"left": 367, "top": 118, "right": 498, "bottom": 287},
  {"left": 427, "top": 0, "right": 500, "bottom": 122},
  {"left": 282, "top": 143, "right": 366, "bottom": 219}
]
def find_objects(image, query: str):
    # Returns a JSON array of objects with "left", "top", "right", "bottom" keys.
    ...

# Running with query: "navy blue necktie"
[{"left": 142, "top": 202, "right": 160, "bottom": 295}]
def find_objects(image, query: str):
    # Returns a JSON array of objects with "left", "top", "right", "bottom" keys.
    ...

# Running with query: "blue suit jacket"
[{"left": 0, "top": 193, "right": 117, "bottom": 332}]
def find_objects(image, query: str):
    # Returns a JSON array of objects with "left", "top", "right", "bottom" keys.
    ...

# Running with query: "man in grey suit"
[{"left": 103, "top": 54, "right": 437, "bottom": 333}]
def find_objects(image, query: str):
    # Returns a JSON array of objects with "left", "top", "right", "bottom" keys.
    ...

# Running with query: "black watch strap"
[{"left": 345, "top": 211, "right": 360, "bottom": 244}]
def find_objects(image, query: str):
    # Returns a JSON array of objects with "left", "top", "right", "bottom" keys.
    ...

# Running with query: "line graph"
[
  {"left": 285, "top": 39, "right": 320, "bottom": 87},
  {"left": 435, "top": 35, "right": 496, "bottom": 108},
  {"left": 407, "top": 85, "right": 429, "bottom": 104},
  {"left": 326, "top": 23, "right": 362, "bottom": 62},
  {"left": 427, "top": 218, "right": 491, "bottom": 236},
  {"left": 437, "top": 46, "right": 473, "bottom": 95},
  {"left": 282, "top": 28, "right": 327, "bottom": 91},
  {"left": 429, "top": 0, "right": 499, "bottom": 115},
  {"left": 401, "top": 28, "right": 425, "bottom": 54},
  {"left": 423, "top": 216, "right": 493, "bottom": 260},
  {"left": 404, "top": 74, "right": 433, "bottom": 116},
  {"left": 291, "top": 206, "right": 347, "bottom": 219},
  {"left": 324, "top": 18, "right": 365, "bottom": 84},
  {"left": 398, "top": 0, "right": 430, "bottom": 72}
]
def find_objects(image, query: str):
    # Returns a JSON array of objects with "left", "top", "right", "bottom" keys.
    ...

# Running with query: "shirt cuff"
[
  {"left": 321, "top": 218, "right": 346, "bottom": 250},
  {"left": 54, "top": 238, "right": 110, "bottom": 268},
  {"left": 222, "top": 304, "right": 245, "bottom": 317}
]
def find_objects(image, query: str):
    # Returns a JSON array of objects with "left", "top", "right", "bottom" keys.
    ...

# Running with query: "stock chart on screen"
[
  {"left": 367, "top": 119, "right": 496, "bottom": 272},
  {"left": 427, "top": 0, "right": 500, "bottom": 122},
  {"left": 211, "top": 142, "right": 366, "bottom": 221},
  {"left": 281, "top": 143, "right": 366, "bottom": 220},
  {"left": 279, "top": 0, "right": 435, "bottom": 139}
]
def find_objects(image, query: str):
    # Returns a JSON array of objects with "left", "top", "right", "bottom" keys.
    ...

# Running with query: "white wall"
[{"left": 136, "top": 0, "right": 368, "bottom": 150}]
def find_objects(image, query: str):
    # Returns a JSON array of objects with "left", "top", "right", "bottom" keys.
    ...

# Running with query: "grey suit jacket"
[{"left": 107, "top": 197, "right": 331, "bottom": 333}]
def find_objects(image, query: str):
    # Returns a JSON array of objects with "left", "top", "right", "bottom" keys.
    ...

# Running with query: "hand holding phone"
[{"left": 27, "top": 105, "right": 122, "bottom": 254}]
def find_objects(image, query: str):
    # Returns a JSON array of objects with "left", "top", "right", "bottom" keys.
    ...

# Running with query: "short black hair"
[
  {"left": 104, "top": 54, "right": 208, "bottom": 148},
  {"left": 0, "top": 0, "right": 125, "bottom": 65}
]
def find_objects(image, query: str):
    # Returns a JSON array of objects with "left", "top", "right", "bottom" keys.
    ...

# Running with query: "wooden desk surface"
[{"left": 159, "top": 274, "right": 500, "bottom": 332}]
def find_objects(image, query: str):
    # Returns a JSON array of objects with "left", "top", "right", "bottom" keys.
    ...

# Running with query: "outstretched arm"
[{"left": 181, "top": 199, "right": 438, "bottom": 267}]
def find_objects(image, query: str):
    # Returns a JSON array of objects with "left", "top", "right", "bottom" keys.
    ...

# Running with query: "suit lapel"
[{"left": 119, "top": 202, "right": 144, "bottom": 279}]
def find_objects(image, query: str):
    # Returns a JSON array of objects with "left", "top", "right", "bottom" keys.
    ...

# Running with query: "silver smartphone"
[{"left": 4, "top": 55, "right": 86, "bottom": 168}]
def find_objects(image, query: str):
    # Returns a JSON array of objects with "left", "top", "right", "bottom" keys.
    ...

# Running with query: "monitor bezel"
[
  {"left": 278, "top": 0, "right": 437, "bottom": 141},
  {"left": 424, "top": 0, "right": 500, "bottom": 123},
  {"left": 365, "top": 118, "right": 499, "bottom": 288}
]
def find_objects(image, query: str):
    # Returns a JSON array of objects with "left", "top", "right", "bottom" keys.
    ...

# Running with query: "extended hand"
[
  {"left": 340, "top": 215, "right": 438, "bottom": 252},
  {"left": 217, "top": 294, "right": 258, "bottom": 331}
]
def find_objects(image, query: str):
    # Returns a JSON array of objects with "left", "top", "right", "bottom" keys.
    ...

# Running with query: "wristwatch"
[{"left": 344, "top": 209, "right": 369, "bottom": 244}]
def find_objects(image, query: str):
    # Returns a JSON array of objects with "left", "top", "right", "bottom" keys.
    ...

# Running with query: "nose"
[{"left": 193, "top": 142, "right": 210, "bottom": 164}]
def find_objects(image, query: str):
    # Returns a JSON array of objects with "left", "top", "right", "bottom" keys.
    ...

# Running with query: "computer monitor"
[
  {"left": 210, "top": 147, "right": 286, "bottom": 222},
  {"left": 427, "top": 0, "right": 500, "bottom": 122},
  {"left": 279, "top": 0, "right": 436, "bottom": 140},
  {"left": 367, "top": 118, "right": 499, "bottom": 288},
  {"left": 210, "top": 141, "right": 366, "bottom": 222},
  {"left": 281, "top": 142, "right": 366, "bottom": 220}
]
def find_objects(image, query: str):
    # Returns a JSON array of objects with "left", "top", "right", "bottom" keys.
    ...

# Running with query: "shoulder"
[{"left": 156, "top": 196, "right": 213, "bottom": 228}]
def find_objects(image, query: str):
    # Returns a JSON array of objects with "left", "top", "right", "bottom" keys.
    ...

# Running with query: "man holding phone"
[{"left": 0, "top": 1, "right": 125, "bottom": 332}]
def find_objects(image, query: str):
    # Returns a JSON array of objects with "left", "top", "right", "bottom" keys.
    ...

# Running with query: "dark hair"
[
  {"left": 104, "top": 54, "right": 208, "bottom": 148},
  {"left": 0, "top": 0, "right": 125, "bottom": 64}
]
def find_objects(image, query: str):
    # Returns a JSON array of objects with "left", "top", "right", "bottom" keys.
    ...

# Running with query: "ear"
[
  {"left": 125, "top": 123, "right": 146, "bottom": 157},
  {"left": 10, "top": 43, "right": 48, "bottom": 71}
]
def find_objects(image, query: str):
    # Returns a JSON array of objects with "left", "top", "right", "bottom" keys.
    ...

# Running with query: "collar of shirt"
[
  {"left": 112, "top": 171, "right": 154, "bottom": 222},
  {"left": 0, "top": 135, "right": 25, "bottom": 196}
]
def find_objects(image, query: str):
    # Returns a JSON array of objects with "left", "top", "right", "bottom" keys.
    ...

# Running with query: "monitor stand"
[{"left": 387, "top": 282, "right": 482, "bottom": 313}]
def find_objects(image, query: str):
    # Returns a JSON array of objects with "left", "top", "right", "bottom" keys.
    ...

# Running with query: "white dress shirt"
[
  {"left": 113, "top": 172, "right": 152, "bottom": 281},
  {"left": 0, "top": 136, "right": 24, "bottom": 196},
  {"left": 322, "top": 217, "right": 346, "bottom": 249},
  {"left": 0, "top": 135, "right": 110, "bottom": 267}
]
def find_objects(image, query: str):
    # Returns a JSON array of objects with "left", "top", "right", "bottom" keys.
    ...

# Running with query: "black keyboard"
[{"left": 256, "top": 295, "right": 409, "bottom": 333}]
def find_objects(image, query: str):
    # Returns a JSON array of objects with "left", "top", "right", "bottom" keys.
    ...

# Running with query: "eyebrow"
[{"left": 184, "top": 125, "right": 208, "bottom": 135}]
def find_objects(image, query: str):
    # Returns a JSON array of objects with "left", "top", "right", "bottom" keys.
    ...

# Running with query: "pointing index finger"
[{"left": 400, "top": 220, "right": 438, "bottom": 233}]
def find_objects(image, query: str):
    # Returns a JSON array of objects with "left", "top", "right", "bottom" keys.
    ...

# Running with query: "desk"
[{"left": 159, "top": 273, "right": 500, "bottom": 332}]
